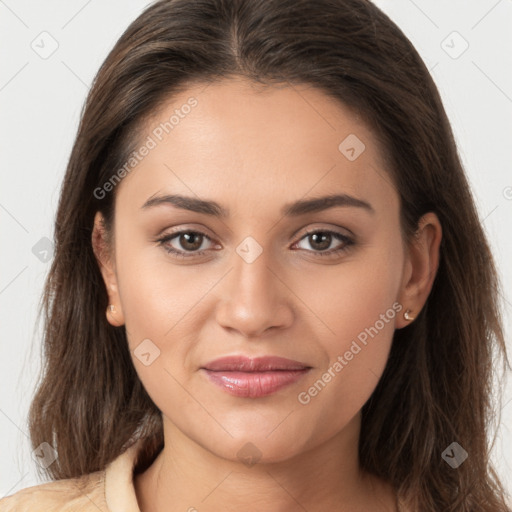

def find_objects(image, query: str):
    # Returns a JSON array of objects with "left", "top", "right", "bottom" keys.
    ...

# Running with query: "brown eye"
[
  {"left": 306, "top": 231, "right": 333, "bottom": 251},
  {"left": 293, "top": 229, "right": 354, "bottom": 257},
  {"left": 157, "top": 230, "right": 214, "bottom": 258},
  {"left": 176, "top": 232, "right": 204, "bottom": 251}
]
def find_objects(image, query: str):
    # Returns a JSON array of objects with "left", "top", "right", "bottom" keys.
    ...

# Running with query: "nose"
[{"left": 215, "top": 248, "right": 294, "bottom": 339}]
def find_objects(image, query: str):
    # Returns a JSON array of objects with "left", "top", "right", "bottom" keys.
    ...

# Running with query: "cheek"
[
  {"left": 114, "top": 247, "right": 203, "bottom": 423},
  {"left": 294, "top": 234, "right": 404, "bottom": 417},
  {"left": 294, "top": 232, "right": 403, "bottom": 350},
  {"left": 113, "top": 236, "right": 221, "bottom": 401},
  {"left": 115, "top": 235, "right": 205, "bottom": 342}
]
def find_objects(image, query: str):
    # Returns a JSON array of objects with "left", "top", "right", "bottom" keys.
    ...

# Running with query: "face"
[{"left": 95, "top": 77, "right": 419, "bottom": 464}]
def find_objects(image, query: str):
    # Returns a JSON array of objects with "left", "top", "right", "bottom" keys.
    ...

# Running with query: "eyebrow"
[{"left": 141, "top": 192, "right": 375, "bottom": 217}]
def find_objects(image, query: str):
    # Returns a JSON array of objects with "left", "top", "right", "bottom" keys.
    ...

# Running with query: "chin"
[{"left": 198, "top": 429, "right": 312, "bottom": 467}]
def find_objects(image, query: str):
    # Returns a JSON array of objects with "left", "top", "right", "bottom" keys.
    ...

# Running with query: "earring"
[
  {"left": 108, "top": 304, "right": 116, "bottom": 314},
  {"left": 404, "top": 309, "right": 415, "bottom": 321}
]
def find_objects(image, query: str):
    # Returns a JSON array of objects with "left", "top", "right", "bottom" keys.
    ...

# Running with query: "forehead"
[{"left": 115, "top": 77, "right": 397, "bottom": 217}]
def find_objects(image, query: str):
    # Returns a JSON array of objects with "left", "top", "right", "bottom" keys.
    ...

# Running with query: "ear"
[
  {"left": 91, "top": 211, "right": 125, "bottom": 327},
  {"left": 395, "top": 212, "right": 442, "bottom": 329}
]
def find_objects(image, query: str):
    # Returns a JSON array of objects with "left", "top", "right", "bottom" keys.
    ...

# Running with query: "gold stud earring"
[{"left": 404, "top": 309, "right": 415, "bottom": 321}]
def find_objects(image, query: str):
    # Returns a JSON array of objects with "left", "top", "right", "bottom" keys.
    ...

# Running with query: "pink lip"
[{"left": 201, "top": 356, "right": 311, "bottom": 398}]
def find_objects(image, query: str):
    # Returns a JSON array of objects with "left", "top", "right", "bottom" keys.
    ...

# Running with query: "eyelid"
[{"left": 290, "top": 222, "right": 355, "bottom": 240}]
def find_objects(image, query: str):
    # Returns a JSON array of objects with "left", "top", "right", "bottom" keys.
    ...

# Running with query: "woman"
[{"left": 1, "top": 0, "right": 510, "bottom": 510}]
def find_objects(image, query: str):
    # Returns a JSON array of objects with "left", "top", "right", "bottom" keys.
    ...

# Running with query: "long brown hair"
[{"left": 28, "top": 0, "right": 510, "bottom": 509}]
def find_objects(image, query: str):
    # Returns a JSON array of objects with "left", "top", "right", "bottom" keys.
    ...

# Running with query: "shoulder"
[
  {"left": 0, "top": 470, "right": 108, "bottom": 512},
  {"left": 0, "top": 438, "right": 147, "bottom": 512}
]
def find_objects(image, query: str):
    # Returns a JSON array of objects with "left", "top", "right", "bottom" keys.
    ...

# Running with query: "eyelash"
[{"left": 156, "top": 228, "right": 354, "bottom": 259}]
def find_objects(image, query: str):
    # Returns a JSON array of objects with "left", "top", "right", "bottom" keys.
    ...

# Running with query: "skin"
[{"left": 92, "top": 76, "right": 442, "bottom": 512}]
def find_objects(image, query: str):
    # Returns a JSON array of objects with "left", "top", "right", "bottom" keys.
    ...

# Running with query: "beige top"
[{"left": 0, "top": 439, "right": 144, "bottom": 512}]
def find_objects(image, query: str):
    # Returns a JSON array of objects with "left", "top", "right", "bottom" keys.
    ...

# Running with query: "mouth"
[{"left": 200, "top": 355, "right": 312, "bottom": 398}]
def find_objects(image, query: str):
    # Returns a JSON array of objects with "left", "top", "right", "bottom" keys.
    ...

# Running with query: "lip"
[
  {"left": 201, "top": 356, "right": 311, "bottom": 398},
  {"left": 202, "top": 355, "right": 310, "bottom": 372}
]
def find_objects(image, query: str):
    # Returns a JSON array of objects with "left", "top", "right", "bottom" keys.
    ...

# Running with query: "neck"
[{"left": 134, "top": 413, "right": 397, "bottom": 512}]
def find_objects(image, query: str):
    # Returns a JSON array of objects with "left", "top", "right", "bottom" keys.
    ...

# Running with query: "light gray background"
[{"left": 1, "top": 0, "right": 511, "bottom": 499}]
